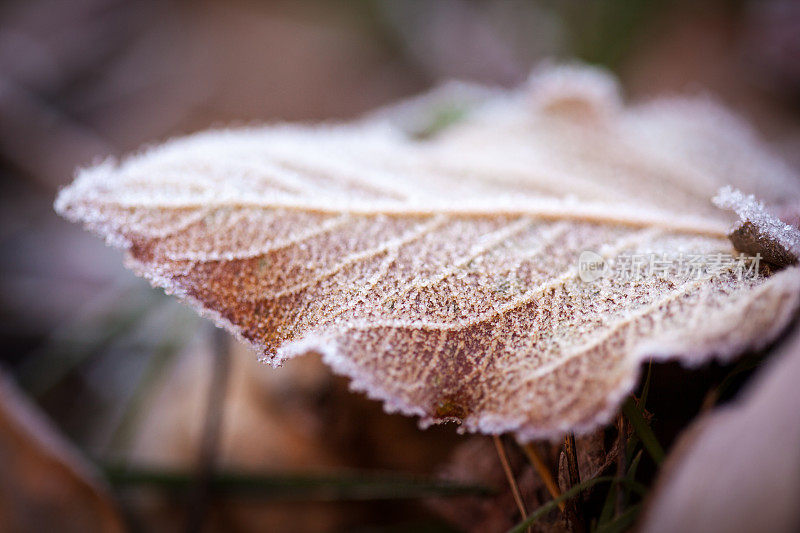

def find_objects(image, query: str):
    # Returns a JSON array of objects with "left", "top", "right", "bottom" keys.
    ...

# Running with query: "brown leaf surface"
[{"left": 55, "top": 65, "right": 800, "bottom": 440}]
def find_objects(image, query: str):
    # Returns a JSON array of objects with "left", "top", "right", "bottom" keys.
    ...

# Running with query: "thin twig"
[
  {"left": 563, "top": 433, "right": 585, "bottom": 532},
  {"left": 492, "top": 435, "right": 528, "bottom": 523},
  {"left": 519, "top": 442, "right": 564, "bottom": 512},
  {"left": 186, "top": 327, "right": 231, "bottom": 533}
]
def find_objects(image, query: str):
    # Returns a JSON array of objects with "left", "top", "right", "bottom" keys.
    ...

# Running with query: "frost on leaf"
[
  {"left": 54, "top": 65, "right": 800, "bottom": 441},
  {"left": 713, "top": 186, "right": 800, "bottom": 267}
]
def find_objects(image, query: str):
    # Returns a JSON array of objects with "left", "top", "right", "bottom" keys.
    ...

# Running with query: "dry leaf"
[
  {"left": 638, "top": 326, "right": 800, "bottom": 533},
  {"left": 55, "top": 64, "right": 800, "bottom": 440},
  {"left": 0, "top": 372, "right": 123, "bottom": 533}
]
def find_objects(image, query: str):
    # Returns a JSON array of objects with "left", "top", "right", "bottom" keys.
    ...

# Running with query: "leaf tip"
[{"left": 713, "top": 186, "right": 800, "bottom": 266}]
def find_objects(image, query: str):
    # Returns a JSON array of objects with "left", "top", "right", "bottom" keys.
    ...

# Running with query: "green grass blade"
[
  {"left": 640, "top": 358, "right": 653, "bottom": 408},
  {"left": 620, "top": 450, "right": 643, "bottom": 510},
  {"left": 626, "top": 449, "right": 643, "bottom": 479},
  {"left": 16, "top": 284, "right": 158, "bottom": 396},
  {"left": 106, "top": 310, "right": 196, "bottom": 453},
  {"left": 595, "top": 504, "right": 641, "bottom": 533},
  {"left": 102, "top": 465, "right": 494, "bottom": 501},
  {"left": 507, "top": 476, "right": 646, "bottom": 533},
  {"left": 622, "top": 397, "right": 664, "bottom": 465},
  {"left": 596, "top": 477, "right": 619, "bottom": 529}
]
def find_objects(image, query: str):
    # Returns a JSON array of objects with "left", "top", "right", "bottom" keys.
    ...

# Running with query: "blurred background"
[{"left": 1, "top": 0, "right": 799, "bottom": 531}]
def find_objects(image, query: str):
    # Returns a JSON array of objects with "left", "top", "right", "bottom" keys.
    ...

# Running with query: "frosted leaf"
[
  {"left": 55, "top": 65, "right": 800, "bottom": 441},
  {"left": 713, "top": 186, "right": 800, "bottom": 266}
]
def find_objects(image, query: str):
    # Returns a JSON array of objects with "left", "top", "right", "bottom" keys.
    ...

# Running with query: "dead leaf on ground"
[
  {"left": 55, "top": 64, "right": 800, "bottom": 441},
  {"left": 0, "top": 371, "right": 123, "bottom": 533}
]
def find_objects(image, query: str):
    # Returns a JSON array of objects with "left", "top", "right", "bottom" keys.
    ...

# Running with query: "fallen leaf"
[
  {"left": 55, "top": 64, "right": 800, "bottom": 440},
  {"left": 638, "top": 324, "right": 800, "bottom": 533},
  {"left": 0, "top": 371, "right": 123, "bottom": 533}
]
